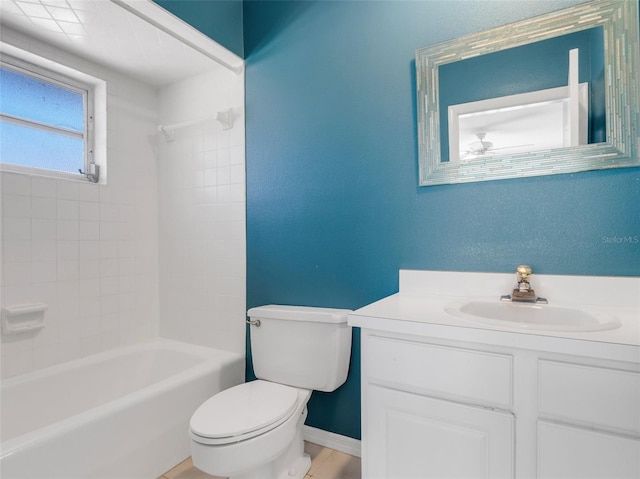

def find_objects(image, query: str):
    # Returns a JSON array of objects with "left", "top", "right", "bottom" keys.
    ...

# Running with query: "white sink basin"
[{"left": 445, "top": 300, "right": 622, "bottom": 332}]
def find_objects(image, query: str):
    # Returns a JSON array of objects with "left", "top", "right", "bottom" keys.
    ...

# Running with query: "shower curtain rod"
[
  {"left": 158, "top": 109, "right": 235, "bottom": 141},
  {"left": 110, "top": 0, "right": 244, "bottom": 75}
]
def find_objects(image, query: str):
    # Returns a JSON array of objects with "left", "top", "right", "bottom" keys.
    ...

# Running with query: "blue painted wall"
[
  {"left": 243, "top": 0, "right": 640, "bottom": 440},
  {"left": 154, "top": 0, "right": 243, "bottom": 57}
]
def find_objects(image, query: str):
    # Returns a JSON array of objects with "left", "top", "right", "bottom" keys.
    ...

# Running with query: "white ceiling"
[{"left": 0, "top": 0, "right": 242, "bottom": 86}]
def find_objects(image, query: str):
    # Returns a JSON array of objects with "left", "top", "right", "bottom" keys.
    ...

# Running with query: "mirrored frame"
[{"left": 416, "top": 0, "right": 639, "bottom": 186}]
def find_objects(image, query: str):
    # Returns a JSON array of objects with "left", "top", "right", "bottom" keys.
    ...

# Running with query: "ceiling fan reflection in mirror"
[
  {"left": 462, "top": 132, "right": 533, "bottom": 160},
  {"left": 451, "top": 49, "right": 588, "bottom": 163}
]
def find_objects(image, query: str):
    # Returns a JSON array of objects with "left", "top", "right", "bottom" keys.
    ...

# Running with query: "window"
[{"left": 0, "top": 55, "right": 97, "bottom": 181}]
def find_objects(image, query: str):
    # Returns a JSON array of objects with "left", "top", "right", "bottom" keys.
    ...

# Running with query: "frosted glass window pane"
[
  {"left": 0, "top": 122, "right": 84, "bottom": 173},
  {"left": 0, "top": 66, "right": 84, "bottom": 132}
]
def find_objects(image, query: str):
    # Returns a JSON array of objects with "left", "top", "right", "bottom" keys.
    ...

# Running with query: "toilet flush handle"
[{"left": 246, "top": 319, "right": 261, "bottom": 327}]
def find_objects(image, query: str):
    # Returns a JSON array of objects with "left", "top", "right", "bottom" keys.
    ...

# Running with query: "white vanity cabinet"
[
  {"left": 350, "top": 270, "right": 640, "bottom": 478},
  {"left": 362, "top": 333, "right": 515, "bottom": 478},
  {"left": 366, "top": 385, "right": 514, "bottom": 478},
  {"left": 536, "top": 359, "right": 640, "bottom": 478},
  {"left": 358, "top": 329, "right": 640, "bottom": 479}
]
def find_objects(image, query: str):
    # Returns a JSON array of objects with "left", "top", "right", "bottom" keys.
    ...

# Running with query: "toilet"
[{"left": 189, "top": 305, "right": 352, "bottom": 479}]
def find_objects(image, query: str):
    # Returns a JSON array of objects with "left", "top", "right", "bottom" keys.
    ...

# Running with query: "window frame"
[{"left": 0, "top": 53, "right": 95, "bottom": 181}]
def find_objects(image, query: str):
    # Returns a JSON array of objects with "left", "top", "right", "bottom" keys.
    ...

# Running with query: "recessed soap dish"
[{"left": 2, "top": 303, "right": 47, "bottom": 335}]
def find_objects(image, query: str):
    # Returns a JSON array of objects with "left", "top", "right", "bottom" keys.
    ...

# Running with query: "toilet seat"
[{"left": 190, "top": 380, "right": 301, "bottom": 446}]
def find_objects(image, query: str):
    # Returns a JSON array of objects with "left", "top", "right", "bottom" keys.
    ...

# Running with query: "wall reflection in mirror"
[
  {"left": 440, "top": 27, "right": 604, "bottom": 163},
  {"left": 416, "top": 0, "right": 639, "bottom": 186}
]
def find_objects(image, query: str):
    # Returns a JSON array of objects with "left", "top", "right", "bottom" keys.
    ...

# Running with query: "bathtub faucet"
[{"left": 500, "top": 265, "right": 548, "bottom": 304}]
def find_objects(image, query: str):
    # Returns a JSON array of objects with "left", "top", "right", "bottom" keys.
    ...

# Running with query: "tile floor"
[{"left": 157, "top": 441, "right": 361, "bottom": 479}]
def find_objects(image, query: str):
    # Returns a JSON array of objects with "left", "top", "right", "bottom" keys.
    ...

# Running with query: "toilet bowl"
[
  {"left": 190, "top": 305, "right": 352, "bottom": 479},
  {"left": 190, "top": 381, "right": 312, "bottom": 479}
]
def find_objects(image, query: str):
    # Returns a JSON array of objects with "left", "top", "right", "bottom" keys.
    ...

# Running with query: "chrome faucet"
[{"left": 500, "top": 265, "right": 548, "bottom": 304}]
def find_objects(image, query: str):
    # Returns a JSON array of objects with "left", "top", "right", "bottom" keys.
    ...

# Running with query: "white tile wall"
[
  {"left": 0, "top": 33, "right": 160, "bottom": 378},
  {"left": 157, "top": 68, "right": 246, "bottom": 355}
]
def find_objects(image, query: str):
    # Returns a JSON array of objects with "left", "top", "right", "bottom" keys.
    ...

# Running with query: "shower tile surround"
[
  {"left": 0, "top": 28, "right": 246, "bottom": 377},
  {"left": 0, "top": 29, "right": 159, "bottom": 378},
  {"left": 157, "top": 69, "right": 246, "bottom": 353}
]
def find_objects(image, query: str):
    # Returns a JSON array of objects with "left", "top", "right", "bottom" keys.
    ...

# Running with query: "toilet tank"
[{"left": 247, "top": 305, "right": 352, "bottom": 392}]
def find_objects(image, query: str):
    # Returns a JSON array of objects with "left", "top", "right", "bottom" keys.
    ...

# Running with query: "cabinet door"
[
  {"left": 538, "top": 360, "right": 640, "bottom": 436},
  {"left": 537, "top": 421, "right": 640, "bottom": 479},
  {"left": 365, "top": 385, "right": 514, "bottom": 479}
]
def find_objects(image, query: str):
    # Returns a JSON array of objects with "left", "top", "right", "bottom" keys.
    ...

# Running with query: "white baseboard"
[{"left": 303, "top": 425, "right": 361, "bottom": 458}]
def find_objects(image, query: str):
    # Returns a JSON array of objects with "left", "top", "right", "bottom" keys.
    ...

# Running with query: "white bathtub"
[{"left": 0, "top": 339, "right": 244, "bottom": 479}]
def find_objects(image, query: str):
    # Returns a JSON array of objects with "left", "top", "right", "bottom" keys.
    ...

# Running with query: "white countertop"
[{"left": 348, "top": 270, "right": 640, "bottom": 363}]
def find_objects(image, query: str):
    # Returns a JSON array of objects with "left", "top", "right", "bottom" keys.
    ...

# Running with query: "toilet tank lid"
[{"left": 247, "top": 305, "right": 351, "bottom": 323}]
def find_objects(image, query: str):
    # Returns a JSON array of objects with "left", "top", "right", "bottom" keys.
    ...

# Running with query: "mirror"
[{"left": 416, "top": 0, "right": 639, "bottom": 186}]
